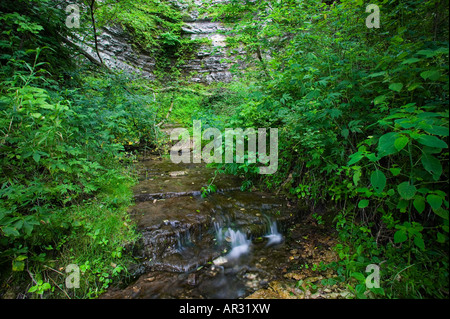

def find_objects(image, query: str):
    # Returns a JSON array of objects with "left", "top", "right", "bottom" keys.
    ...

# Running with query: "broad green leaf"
[
  {"left": 417, "top": 187, "right": 431, "bottom": 194},
  {"left": 423, "top": 125, "right": 449, "bottom": 137},
  {"left": 42, "top": 283, "right": 51, "bottom": 290},
  {"left": 351, "top": 272, "right": 366, "bottom": 282},
  {"left": 421, "top": 153, "right": 442, "bottom": 181},
  {"left": 394, "top": 136, "right": 409, "bottom": 151},
  {"left": 28, "top": 286, "right": 38, "bottom": 293},
  {"left": 427, "top": 194, "right": 442, "bottom": 211},
  {"left": 2, "top": 226, "right": 20, "bottom": 237},
  {"left": 435, "top": 47, "right": 450, "bottom": 54},
  {"left": 377, "top": 132, "right": 400, "bottom": 158},
  {"left": 358, "top": 199, "right": 369, "bottom": 209},
  {"left": 407, "top": 83, "right": 423, "bottom": 91},
  {"left": 370, "top": 170, "right": 386, "bottom": 194},
  {"left": 397, "top": 182, "right": 417, "bottom": 200},
  {"left": 12, "top": 260, "right": 25, "bottom": 272},
  {"left": 394, "top": 229, "right": 407, "bottom": 243},
  {"left": 348, "top": 151, "right": 364, "bottom": 165},
  {"left": 413, "top": 196, "right": 425, "bottom": 213},
  {"left": 389, "top": 83, "right": 403, "bottom": 92},
  {"left": 353, "top": 169, "right": 361, "bottom": 186},
  {"left": 420, "top": 70, "right": 441, "bottom": 81},
  {"left": 417, "top": 112, "right": 442, "bottom": 119},
  {"left": 417, "top": 49, "right": 436, "bottom": 57},
  {"left": 433, "top": 208, "right": 449, "bottom": 221},
  {"left": 15, "top": 255, "right": 27, "bottom": 262},
  {"left": 395, "top": 119, "right": 415, "bottom": 129},
  {"left": 414, "top": 235, "right": 425, "bottom": 250},
  {"left": 368, "top": 71, "right": 386, "bottom": 78},
  {"left": 401, "top": 58, "right": 421, "bottom": 64},
  {"left": 397, "top": 199, "right": 409, "bottom": 212},
  {"left": 371, "top": 287, "right": 385, "bottom": 296},
  {"left": 33, "top": 152, "right": 40, "bottom": 163},
  {"left": 437, "top": 232, "right": 446, "bottom": 243},
  {"left": 373, "top": 95, "right": 386, "bottom": 105},
  {"left": 366, "top": 153, "right": 379, "bottom": 162},
  {"left": 390, "top": 167, "right": 401, "bottom": 176},
  {"left": 416, "top": 135, "right": 448, "bottom": 149}
]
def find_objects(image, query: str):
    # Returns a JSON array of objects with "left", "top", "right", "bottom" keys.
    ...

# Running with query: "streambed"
[{"left": 101, "top": 131, "right": 339, "bottom": 299}]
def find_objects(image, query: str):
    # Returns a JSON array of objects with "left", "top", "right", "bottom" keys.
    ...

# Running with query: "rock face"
[
  {"left": 85, "top": 0, "right": 237, "bottom": 84},
  {"left": 84, "top": 25, "right": 156, "bottom": 79},
  {"left": 180, "top": 18, "right": 236, "bottom": 84}
]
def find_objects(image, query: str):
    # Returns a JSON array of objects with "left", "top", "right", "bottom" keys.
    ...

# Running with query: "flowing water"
[{"left": 101, "top": 126, "right": 307, "bottom": 299}]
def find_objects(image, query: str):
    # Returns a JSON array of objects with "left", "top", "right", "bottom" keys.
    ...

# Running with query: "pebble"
[
  {"left": 187, "top": 273, "right": 196, "bottom": 286},
  {"left": 213, "top": 256, "right": 228, "bottom": 266},
  {"left": 245, "top": 273, "right": 257, "bottom": 280}
]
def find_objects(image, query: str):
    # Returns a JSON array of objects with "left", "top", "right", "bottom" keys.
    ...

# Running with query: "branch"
[
  {"left": 60, "top": 36, "right": 107, "bottom": 69},
  {"left": 88, "top": 0, "right": 104, "bottom": 65}
]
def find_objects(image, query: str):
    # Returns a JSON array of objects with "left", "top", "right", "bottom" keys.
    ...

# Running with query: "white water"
[
  {"left": 213, "top": 219, "right": 282, "bottom": 262},
  {"left": 176, "top": 228, "right": 192, "bottom": 251},
  {"left": 225, "top": 228, "right": 251, "bottom": 259},
  {"left": 214, "top": 223, "right": 251, "bottom": 260},
  {"left": 214, "top": 222, "right": 224, "bottom": 243},
  {"left": 264, "top": 221, "right": 283, "bottom": 246}
]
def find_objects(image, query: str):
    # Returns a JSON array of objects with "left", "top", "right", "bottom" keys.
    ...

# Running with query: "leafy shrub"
[{"left": 209, "top": 0, "right": 449, "bottom": 298}]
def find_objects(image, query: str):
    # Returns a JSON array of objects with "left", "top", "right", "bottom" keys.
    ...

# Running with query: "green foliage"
[
  {"left": 1, "top": 0, "right": 448, "bottom": 300},
  {"left": 0, "top": 0, "right": 85, "bottom": 80},
  {"left": 0, "top": 51, "right": 146, "bottom": 296},
  {"left": 0, "top": 1, "right": 162, "bottom": 298},
  {"left": 209, "top": 0, "right": 449, "bottom": 298}
]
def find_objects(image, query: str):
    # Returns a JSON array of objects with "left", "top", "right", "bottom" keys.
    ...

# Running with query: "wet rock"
[
  {"left": 169, "top": 171, "right": 187, "bottom": 177},
  {"left": 187, "top": 273, "right": 197, "bottom": 286},
  {"left": 101, "top": 151, "right": 313, "bottom": 299},
  {"left": 246, "top": 281, "right": 298, "bottom": 299},
  {"left": 245, "top": 273, "right": 258, "bottom": 280},
  {"left": 213, "top": 256, "right": 228, "bottom": 266},
  {"left": 284, "top": 272, "right": 304, "bottom": 281}
]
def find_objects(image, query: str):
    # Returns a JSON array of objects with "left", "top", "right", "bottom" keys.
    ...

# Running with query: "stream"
[{"left": 100, "top": 125, "right": 336, "bottom": 299}]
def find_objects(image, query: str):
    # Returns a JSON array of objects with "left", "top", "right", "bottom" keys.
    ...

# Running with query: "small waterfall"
[
  {"left": 224, "top": 228, "right": 251, "bottom": 259},
  {"left": 213, "top": 222, "right": 251, "bottom": 260},
  {"left": 214, "top": 222, "right": 224, "bottom": 243},
  {"left": 176, "top": 228, "right": 192, "bottom": 252},
  {"left": 264, "top": 220, "right": 283, "bottom": 246}
]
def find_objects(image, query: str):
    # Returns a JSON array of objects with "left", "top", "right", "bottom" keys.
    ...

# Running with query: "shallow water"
[{"left": 101, "top": 150, "right": 303, "bottom": 299}]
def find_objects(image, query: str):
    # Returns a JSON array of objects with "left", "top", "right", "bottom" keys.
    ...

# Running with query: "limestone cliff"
[{"left": 83, "top": 0, "right": 237, "bottom": 84}]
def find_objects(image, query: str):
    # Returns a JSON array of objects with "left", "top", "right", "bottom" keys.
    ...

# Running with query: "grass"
[{"left": 1, "top": 166, "right": 141, "bottom": 299}]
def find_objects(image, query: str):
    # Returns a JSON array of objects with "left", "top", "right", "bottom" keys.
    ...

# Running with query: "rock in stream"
[{"left": 101, "top": 142, "right": 305, "bottom": 299}]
